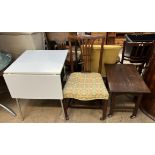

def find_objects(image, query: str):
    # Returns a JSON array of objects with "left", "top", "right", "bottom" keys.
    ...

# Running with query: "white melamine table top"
[{"left": 4, "top": 50, "right": 68, "bottom": 75}]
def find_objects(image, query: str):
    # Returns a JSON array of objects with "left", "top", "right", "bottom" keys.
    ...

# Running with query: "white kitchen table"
[{"left": 3, "top": 50, "right": 68, "bottom": 120}]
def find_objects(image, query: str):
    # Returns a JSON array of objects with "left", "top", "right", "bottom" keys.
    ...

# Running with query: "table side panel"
[{"left": 3, "top": 74, "right": 63, "bottom": 99}]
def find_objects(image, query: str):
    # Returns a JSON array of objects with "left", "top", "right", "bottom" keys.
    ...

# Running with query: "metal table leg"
[
  {"left": 60, "top": 99, "right": 69, "bottom": 120},
  {"left": 0, "top": 103, "right": 16, "bottom": 116},
  {"left": 16, "top": 98, "right": 24, "bottom": 121}
]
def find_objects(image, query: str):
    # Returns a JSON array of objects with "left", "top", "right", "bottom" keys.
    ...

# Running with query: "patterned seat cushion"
[{"left": 63, "top": 72, "right": 109, "bottom": 100}]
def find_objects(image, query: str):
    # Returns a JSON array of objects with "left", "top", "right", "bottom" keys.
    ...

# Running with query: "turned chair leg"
[{"left": 100, "top": 100, "right": 108, "bottom": 120}]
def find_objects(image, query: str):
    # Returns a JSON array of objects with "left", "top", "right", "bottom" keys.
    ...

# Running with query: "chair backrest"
[
  {"left": 121, "top": 41, "right": 154, "bottom": 64},
  {"left": 68, "top": 35, "right": 105, "bottom": 73}
]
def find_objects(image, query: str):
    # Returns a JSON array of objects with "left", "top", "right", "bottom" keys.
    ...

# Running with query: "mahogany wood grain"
[
  {"left": 105, "top": 64, "right": 150, "bottom": 93},
  {"left": 105, "top": 64, "right": 150, "bottom": 118}
]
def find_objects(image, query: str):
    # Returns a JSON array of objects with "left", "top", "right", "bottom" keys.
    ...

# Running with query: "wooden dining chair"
[
  {"left": 62, "top": 35, "right": 109, "bottom": 120},
  {"left": 121, "top": 41, "right": 154, "bottom": 74}
]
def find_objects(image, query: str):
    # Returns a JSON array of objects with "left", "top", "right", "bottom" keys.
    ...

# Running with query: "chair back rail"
[
  {"left": 121, "top": 41, "right": 154, "bottom": 64},
  {"left": 68, "top": 35, "right": 105, "bottom": 73}
]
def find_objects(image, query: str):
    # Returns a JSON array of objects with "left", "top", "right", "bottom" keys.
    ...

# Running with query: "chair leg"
[
  {"left": 100, "top": 100, "right": 108, "bottom": 120},
  {"left": 120, "top": 58, "right": 123, "bottom": 64},
  {"left": 137, "top": 64, "right": 144, "bottom": 75},
  {"left": 60, "top": 99, "right": 69, "bottom": 120}
]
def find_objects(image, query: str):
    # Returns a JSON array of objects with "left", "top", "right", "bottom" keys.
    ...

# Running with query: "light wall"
[{"left": 0, "top": 32, "right": 45, "bottom": 58}]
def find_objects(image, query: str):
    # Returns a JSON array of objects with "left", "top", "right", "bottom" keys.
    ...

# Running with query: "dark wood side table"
[{"left": 105, "top": 64, "right": 150, "bottom": 118}]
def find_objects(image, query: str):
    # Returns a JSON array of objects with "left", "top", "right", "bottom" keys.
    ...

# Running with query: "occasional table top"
[
  {"left": 105, "top": 64, "right": 150, "bottom": 93},
  {"left": 4, "top": 50, "right": 68, "bottom": 75}
]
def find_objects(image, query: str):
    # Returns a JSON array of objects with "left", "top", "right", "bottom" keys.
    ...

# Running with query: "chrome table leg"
[
  {"left": 0, "top": 104, "right": 16, "bottom": 117},
  {"left": 60, "top": 100, "right": 69, "bottom": 120},
  {"left": 60, "top": 100, "right": 65, "bottom": 119},
  {"left": 16, "top": 98, "right": 24, "bottom": 121}
]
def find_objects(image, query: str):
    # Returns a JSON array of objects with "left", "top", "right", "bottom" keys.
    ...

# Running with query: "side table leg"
[
  {"left": 108, "top": 93, "right": 115, "bottom": 117},
  {"left": 100, "top": 100, "right": 108, "bottom": 120},
  {"left": 130, "top": 94, "right": 143, "bottom": 119},
  {"left": 60, "top": 100, "right": 69, "bottom": 120},
  {"left": 16, "top": 98, "right": 24, "bottom": 121}
]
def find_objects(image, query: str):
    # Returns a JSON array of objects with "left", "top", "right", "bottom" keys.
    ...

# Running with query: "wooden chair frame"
[
  {"left": 63, "top": 35, "right": 109, "bottom": 120},
  {"left": 121, "top": 41, "right": 154, "bottom": 74}
]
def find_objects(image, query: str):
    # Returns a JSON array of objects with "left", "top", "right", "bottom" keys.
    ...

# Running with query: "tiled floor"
[{"left": 0, "top": 93, "right": 154, "bottom": 123}]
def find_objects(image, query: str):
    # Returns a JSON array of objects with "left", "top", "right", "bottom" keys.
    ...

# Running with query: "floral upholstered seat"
[{"left": 63, "top": 72, "right": 109, "bottom": 100}]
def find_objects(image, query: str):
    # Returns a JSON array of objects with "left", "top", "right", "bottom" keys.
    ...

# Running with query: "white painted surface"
[
  {"left": 4, "top": 73, "right": 63, "bottom": 99},
  {"left": 4, "top": 50, "right": 68, "bottom": 75},
  {"left": 3, "top": 50, "right": 67, "bottom": 99}
]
